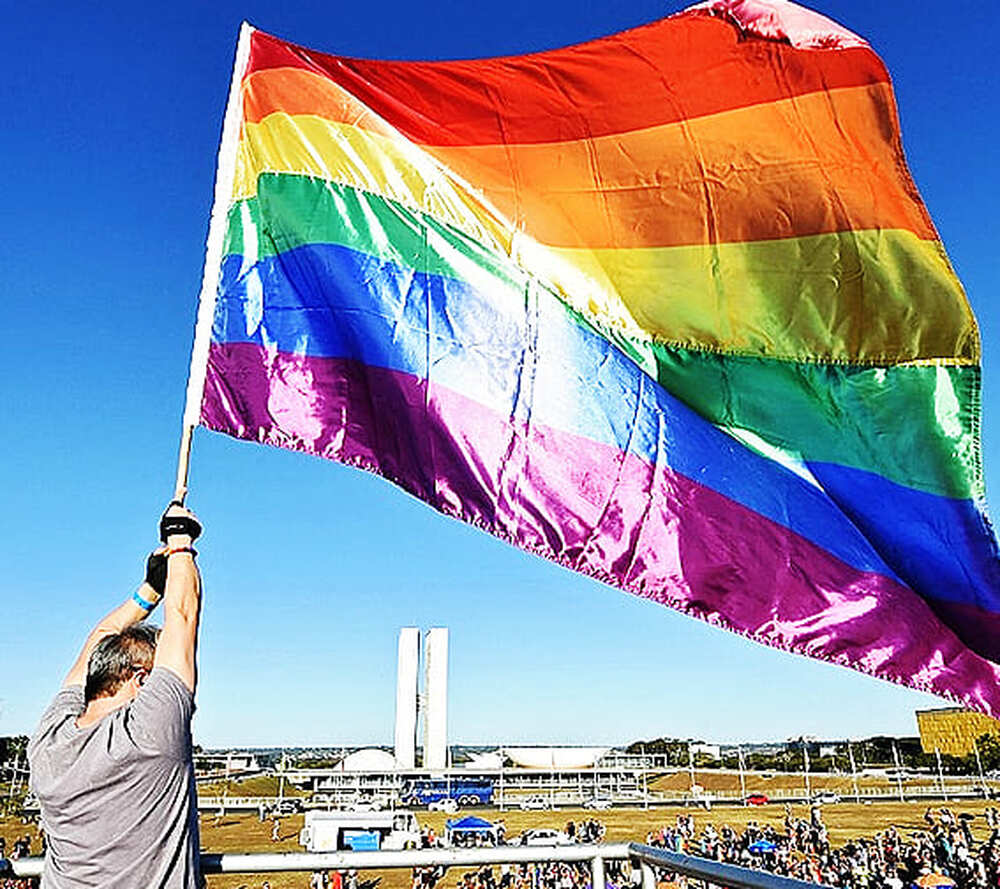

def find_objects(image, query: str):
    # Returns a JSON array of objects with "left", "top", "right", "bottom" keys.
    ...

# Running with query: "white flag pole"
[{"left": 174, "top": 21, "right": 254, "bottom": 502}]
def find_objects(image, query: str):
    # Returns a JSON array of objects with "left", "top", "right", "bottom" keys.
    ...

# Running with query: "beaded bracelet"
[{"left": 165, "top": 546, "right": 198, "bottom": 558}]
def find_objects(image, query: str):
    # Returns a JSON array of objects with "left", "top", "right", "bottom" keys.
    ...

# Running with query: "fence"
[
  {"left": 195, "top": 783, "right": 993, "bottom": 814},
  {"left": 8, "top": 840, "right": 836, "bottom": 889}
]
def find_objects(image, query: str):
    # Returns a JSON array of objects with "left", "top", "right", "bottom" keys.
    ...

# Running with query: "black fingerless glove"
[
  {"left": 159, "top": 502, "right": 203, "bottom": 543},
  {"left": 145, "top": 551, "right": 168, "bottom": 596}
]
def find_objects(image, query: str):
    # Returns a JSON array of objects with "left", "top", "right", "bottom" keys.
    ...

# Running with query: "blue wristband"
[{"left": 132, "top": 589, "right": 158, "bottom": 611}]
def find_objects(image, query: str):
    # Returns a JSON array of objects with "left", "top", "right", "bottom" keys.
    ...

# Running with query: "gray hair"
[{"left": 84, "top": 624, "right": 161, "bottom": 702}]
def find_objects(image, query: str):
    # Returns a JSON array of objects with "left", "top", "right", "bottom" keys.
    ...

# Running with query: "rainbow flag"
[{"left": 185, "top": 0, "right": 1000, "bottom": 712}]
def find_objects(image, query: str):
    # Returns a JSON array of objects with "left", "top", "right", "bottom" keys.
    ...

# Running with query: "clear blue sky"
[{"left": 2, "top": 0, "right": 997, "bottom": 748}]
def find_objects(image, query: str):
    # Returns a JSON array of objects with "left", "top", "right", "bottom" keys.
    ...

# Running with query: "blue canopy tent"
[{"left": 446, "top": 816, "right": 498, "bottom": 847}]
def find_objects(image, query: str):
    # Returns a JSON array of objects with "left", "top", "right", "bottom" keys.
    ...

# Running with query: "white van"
[{"left": 299, "top": 810, "right": 421, "bottom": 852}]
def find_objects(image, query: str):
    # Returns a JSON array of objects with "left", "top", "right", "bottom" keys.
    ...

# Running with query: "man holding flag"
[{"left": 28, "top": 502, "right": 204, "bottom": 888}]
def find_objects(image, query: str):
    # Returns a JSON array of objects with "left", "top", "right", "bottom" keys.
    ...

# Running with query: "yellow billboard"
[{"left": 916, "top": 707, "right": 1000, "bottom": 756}]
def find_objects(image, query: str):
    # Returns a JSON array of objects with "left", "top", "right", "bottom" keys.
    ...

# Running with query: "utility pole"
[
  {"left": 974, "top": 738, "right": 986, "bottom": 793},
  {"left": 549, "top": 749, "right": 555, "bottom": 810},
  {"left": 7, "top": 753, "right": 20, "bottom": 813},
  {"left": 278, "top": 749, "right": 286, "bottom": 802},
  {"left": 223, "top": 751, "right": 231, "bottom": 814},
  {"left": 847, "top": 741, "right": 860, "bottom": 803},
  {"left": 499, "top": 745, "right": 505, "bottom": 811},
  {"left": 892, "top": 741, "right": 905, "bottom": 802},
  {"left": 802, "top": 740, "right": 811, "bottom": 800},
  {"left": 688, "top": 742, "right": 696, "bottom": 798},
  {"left": 935, "top": 746, "right": 948, "bottom": 801},
  {"left": 738, "top": 745, "right": 747, "bottom": 800}
]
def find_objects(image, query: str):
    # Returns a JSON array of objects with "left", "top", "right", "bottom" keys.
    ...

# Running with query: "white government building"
[{"left": 280, "top": 627, "right": 666, "bottom": 807}]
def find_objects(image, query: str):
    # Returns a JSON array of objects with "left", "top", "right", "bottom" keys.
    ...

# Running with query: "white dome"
[{"left": 334, "top": 749, "right": 396, "bottom": 771}]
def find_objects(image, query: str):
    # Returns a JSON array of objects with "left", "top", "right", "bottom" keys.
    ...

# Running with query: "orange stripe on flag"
[{"left": 241, "top": 70, "right": 935, "bottom": 248}]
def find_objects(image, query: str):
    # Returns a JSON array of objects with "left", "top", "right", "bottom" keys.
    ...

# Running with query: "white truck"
[{"left": 299, "top": 810, "right": 422, "bottom": 852}]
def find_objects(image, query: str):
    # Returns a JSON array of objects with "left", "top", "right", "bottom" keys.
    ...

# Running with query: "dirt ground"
[
  {"left": 648, "top": 770, "right": 975, "bottom": 795},
  {"left": 5, "top": 797, "right": 999, "bottom": 889}
]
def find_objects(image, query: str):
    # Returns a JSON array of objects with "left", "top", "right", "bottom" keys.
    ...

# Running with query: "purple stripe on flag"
[
  {"left": 923, "top": 599, "right": 1000, "bottom": 665},
  {"left": 201, "top": 342, "right": 1000, "bottom": 715}
]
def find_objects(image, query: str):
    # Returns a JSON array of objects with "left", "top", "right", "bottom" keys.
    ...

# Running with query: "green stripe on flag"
[{"left": 222, "top": 172, "right": 981, "bottom": 501}]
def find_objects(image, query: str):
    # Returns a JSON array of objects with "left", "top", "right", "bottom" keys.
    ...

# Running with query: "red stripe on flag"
[{"left": 245, "top": 16, "right": 888, "bottom": 147}]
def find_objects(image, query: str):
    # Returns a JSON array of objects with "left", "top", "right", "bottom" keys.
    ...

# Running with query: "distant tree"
[
  {"left": 0, "top": 735, "right": 28, "bottom": 763},
  {"left": 295, "top": 756, "right": 343, "bottom": 769},
  {"left": 626, "top": 738, "right": 697, "bottom": 767},
  {"left": 939, "top": 753, "right": 976, "bottom": 775},
  {"left": 975, "top": 733, "right": 1000, "bottom": 772},
  {"left": 1, "top": 736, "right": 31, "bottom": 816}
]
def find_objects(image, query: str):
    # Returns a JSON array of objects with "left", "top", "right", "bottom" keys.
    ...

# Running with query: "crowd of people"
[
  {"left": 10, "top": 803, "right": 1000, "bottom": 889},
  {"left": 448, "top": 861, "right": 597, "bottom": 889},
  {"left": 646, "top": 805, "right": 1000, "bottom": 889},
  {"left": 306, "top": 868, "right": 378, "bottom": 889},
  {"left": 404, "top": 818, "right": 612, "bottom": 889},
  {"left": 566, "top": 820, "right": 607, "bottom": 845},
  {"left": 415, "top": 859, "right": 631, "bottom": 889},
  {"left": 0, "top": 833, "right": 41, "bottom": 889}
]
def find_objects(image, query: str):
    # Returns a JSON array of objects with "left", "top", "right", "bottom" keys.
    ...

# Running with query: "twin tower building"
[{"left": 394, "top": 627, "right": 448, "bottom": 769}]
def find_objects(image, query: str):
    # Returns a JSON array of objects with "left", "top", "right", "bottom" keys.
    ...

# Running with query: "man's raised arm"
[
  {"left": 153, "top": 503, "right": 203, "bottom": 691},
  {"left": 62, "top": 549, "right": 171, "bottom": 689}
]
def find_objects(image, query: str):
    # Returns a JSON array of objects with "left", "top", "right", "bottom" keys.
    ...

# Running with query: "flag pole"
[
  {"left": 173, "top": 21, "right": 254, "bottom": 503},
  {"left": 174, "top": 424, "right": 196, "bottom": 503}
]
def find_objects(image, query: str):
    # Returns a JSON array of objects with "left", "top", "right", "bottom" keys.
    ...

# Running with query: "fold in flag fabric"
[{"left": 189, "top": 0, "right": 1000, "bottom": 712}]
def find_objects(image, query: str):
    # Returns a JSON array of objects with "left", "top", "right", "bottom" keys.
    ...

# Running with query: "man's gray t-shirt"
[{"left": 27, "top": 667, "right": 200, "bottom": 888}]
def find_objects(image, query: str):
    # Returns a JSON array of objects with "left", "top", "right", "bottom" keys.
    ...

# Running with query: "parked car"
[
  {"left": 348, "top": 797, "right": 386, "bottom": 813},
  {"left": 813, "top": 792, "right": 840, "bottom": 805},
  {"left": 428, "top": 798, "right": 459, "bottom": 814},
  {"left": 583, "top": 797, "right": 612, "bottom": 810},
  {"left": 271, "top": 798, "right": 304, "bottom": 816},
  {"left": 744, "top": 793, "right": 769, "bottom": 806},
  {"left": 519, "top": 828, "right": 572, "bottom": 846},
  {"left": 519, "top": 795, "right": 551, "bottom": 811}
]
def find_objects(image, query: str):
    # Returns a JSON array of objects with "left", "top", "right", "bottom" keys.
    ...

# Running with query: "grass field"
[
  {"left": 5, "top": 797, "right": 998, "bottom": 889},
  {"left": 198, "top": 775, "right": 309, "bottom": 798}
]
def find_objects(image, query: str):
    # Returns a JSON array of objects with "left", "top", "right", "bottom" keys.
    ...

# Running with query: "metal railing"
[
  {"left": 8, "top": 843, "right": 626, "bottom": 880},
  {"left": 630, "top": 844, "right": 836, "bottom": 889},
  {"left": 9, "top": 840, "right": 837, "bottom": 889}
]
